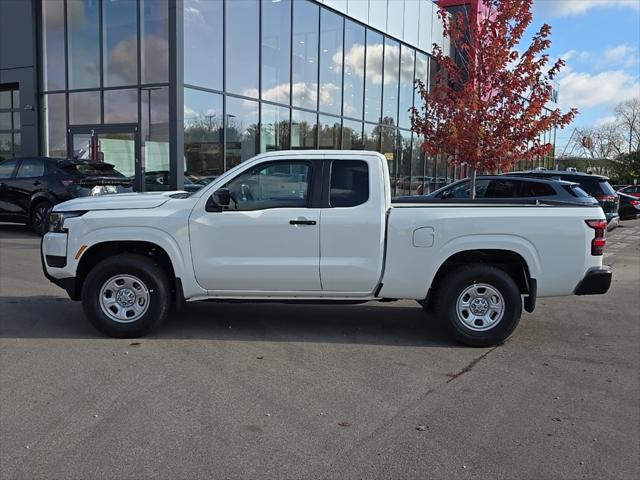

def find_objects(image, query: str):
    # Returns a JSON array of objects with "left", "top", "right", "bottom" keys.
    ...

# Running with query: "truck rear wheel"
[
  {"left": 81, "top": 253, "right": 171, "bottom": 338},
  {"left": 435, "top": 264, "right": 522, "bottom": 347}
]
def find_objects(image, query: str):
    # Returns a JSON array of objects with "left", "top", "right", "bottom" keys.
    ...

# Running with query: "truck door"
[
  {"left": 189, "top": 159, "right": 322, "bottom": 292},
  {"left": 320, "top": 157, "right": 386, "bottom": 293}
]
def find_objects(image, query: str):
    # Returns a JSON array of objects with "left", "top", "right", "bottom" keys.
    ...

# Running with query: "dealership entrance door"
[{"left": 68, "top": 125, "right": 142, "bottom": 191}]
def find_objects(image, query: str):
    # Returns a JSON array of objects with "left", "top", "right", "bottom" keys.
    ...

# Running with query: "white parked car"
[{"left": 41, "top": 151, "right": 612, "bottom": 346}]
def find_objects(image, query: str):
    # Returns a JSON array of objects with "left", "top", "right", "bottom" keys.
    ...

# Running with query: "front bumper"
[
  {"left": 574, "top": 267, "right": 612, "bottom": 296},
  {"left": 40, "top": 236, "right": 80, "bottom": 300}
]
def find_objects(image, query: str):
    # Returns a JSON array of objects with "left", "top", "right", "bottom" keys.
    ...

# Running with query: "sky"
[{"left": 527, "top": 0, "right": 640, "bottom": 154}]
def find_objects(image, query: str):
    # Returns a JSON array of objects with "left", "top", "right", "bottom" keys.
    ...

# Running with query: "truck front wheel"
[
  {"left": 81, "top": 253, "right": 171, "bottom": 338},
  {"left": 436, "top": 264, "right": 522, "bottom": 347}
]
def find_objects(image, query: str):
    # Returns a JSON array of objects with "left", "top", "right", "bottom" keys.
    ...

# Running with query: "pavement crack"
[{"left": 445, "top": 345, "right": 499, "bottom": 383}]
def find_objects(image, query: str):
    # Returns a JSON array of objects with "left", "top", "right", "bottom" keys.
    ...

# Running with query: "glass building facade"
[{"left": 0, "top": 0, "right": 553, "bottom": 195}]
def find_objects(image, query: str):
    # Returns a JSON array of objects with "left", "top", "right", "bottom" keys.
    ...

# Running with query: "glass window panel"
[
  {"left": 343, "top": 20, "right": 365, "bottom": 120},
  {"left": 13, "top": 112, "right": 20, "bottom": 130},
  {"left": 226, "top": 0, "right": 259, "bottom": 97},
  {"left": 261, "top": 0, "right": 291, "bottom": 104},
  {"left": 104, "top": 89, "right": 138, "bottom": 123},
  {"left": 364, "top": 30, "right": 383, "bottom": 123},
  {"left": 13, "top": 133, "right": 21, "bottom": 151},
  {"left": 319, "top": 115, "right": 341, "bottom": 149},
  {"left": 16, "top": 158, "right": 45, "bottom": 178},
  {"left": 141, "top": 0, "right": 169, "bottom": 84},
  {"left": 319, "top": 9, "right": 343, "bottom": 116},
  {"left": 292, "top": 1, "right": 319, "bottom": 110},
  {"left": 41, "top": 0, "right": 66, "bottom": 91},
  {"left": 261, "top": 104, "right": 290, "bottom": 152},
  {"left": 291, "top": 109, "right": 317, "bottom": 149},
  {"left": 363, "top": 122, "right": 380, "bottom": 151},
  {"left": 398, "top": 46, "right": 415, "bottom": 130},
  {"left": 411, "top": 133, "right": 426, "bottom": 195},
  {"left": 342, "top": 119, "right": 363, "bottom": 150},
  {"left": 141, "top": 86, "right": 170, "bottom": 182},
  {"left": 42, "top": 93, "right": 67, "bottom": 157},
  {"left": 324, "top": 0, "right": 347, "bottom": 11},
  {"left": 67, "top": 0, "right": 100, "bottom": 89},
  {"left": 0, "top": 133, "right": 12, "bottom": 152},
  {"left": 330, "top": 160, "right": 369, "bottom": 207},
  {"left": 224, "top": 162, "right": 311, "bottom": 211},
  {"left": 380, "top": 125, "right": 397, "bottom": 193},
  {"left": 69, "top": 90, "right": 100, "bottom": 124},
  {"left": 419, "top": 0, "right": 433, "bottom": 52},
  {"left": 383, "top": 38, "right": 400, "bottom": 125},
  {"left": 415, "top": 52, "right": 429, "bottom": 85},
  {"left": 432, "top": 3, "right": 445, "bottom": 49},
  {"left": 184, "top": 88, "right": 223, "bottom": 179},
  {"left": 368, "top": 0, "right": 387, "bottom": 31},
  {"left": 404, "top": 0, "right": 420, "bottom": 46},
  {"left": 184, "top": 0, "right": 223, "bottom": 90},
  {"left": 0, "top": 159, "right": 18, "bottom": 177},
  {"left": 347, "top": 0, "right": 368, "bottom": 23},
  {"left": 386, "top": 0, "right": 404, "bottom": 39},
  {"left": 0, "top": 91, "right": 10, "bottom": 108},
  {"left": 12, "top": 90, "right": 19, "bottom": 108},
  {"left": 103, "top": 0, "right": 138, "bottom": 87},
  {"left": 396, "top": 130, "right": 412, "bottom": 195},
  {"left": 0, "top": 112, "right": 10, "bottom": 130},
  {"left": 225, "top": 96, "right": 259, "bottom": 169}
]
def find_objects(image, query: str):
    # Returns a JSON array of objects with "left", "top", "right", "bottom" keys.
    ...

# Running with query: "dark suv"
[
  {"left": 0, "top": 157, "right": 131, "bottom": 234},
  {"left": 505, "top": 170, "right": 620, "bottom": 229},
  {"left": 399, "top": 175, "right": 598, "bottom": 205}
]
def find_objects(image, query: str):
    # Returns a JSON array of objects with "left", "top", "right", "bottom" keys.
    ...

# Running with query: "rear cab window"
[{"left": 330, "top": 160, "right": 369, "bottom": 207}]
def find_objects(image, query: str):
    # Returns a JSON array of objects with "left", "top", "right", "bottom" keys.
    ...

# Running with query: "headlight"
[
  {"left": 48, "top": 211, "right": 86, "bottom": 233},
  {"left": 90, "top": 185, "right": 118, "bottom": 196}
]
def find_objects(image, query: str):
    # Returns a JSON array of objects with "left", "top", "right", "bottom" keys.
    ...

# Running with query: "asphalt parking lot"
[{"left": 1, "top": 220, "right": 639, "bottom": 480}]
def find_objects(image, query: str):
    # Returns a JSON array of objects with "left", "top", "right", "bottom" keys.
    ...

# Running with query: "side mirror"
[{"left": 205, "top": 188, "right": 231, "bottom": 212}]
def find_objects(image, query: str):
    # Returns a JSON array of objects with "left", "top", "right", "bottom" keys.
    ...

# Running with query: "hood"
[{"left": 53, "top": 191, "right": 185, "bottom": 212}]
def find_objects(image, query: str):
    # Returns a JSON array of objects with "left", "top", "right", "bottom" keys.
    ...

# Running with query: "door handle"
[
  {"left": 33, "top": 180, "right": 41, "bottom": 186},
  {"left": 289, "top": 219, "right": 316, "bottom": 226}
]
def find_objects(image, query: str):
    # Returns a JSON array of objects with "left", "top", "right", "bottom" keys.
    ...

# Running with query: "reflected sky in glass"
[
  {"left": 103, "top": 0, "right": 138, "bottom": 87},
  {"left": 383, "top": 38, "right": 400, "bottom": 124},
  {"left": 398, "top": 45, "right": 415, "bottom": 129},
  {"left": 69, "top": 90, "right": 100, "bottom": 124},
  {"left": 141, "top": 0, "right": 169, "bottom": 84},
  {"left": 343, "top": 20, "right": 365, "bottom": 120},
  {"left": 226, "top": 96, "right": 259, "bottom": 167},
  {"left": 319, "top": 9, "right": 343, "bottom": 116},
  {"left": 42, "top": 93, "right": 66, "bottom": 156},
  {"left": 262, "top": 0, "right": 291, "bottom": 105},
  {"left": 184, "top": 0, "right": 223, "bottom": 91},
  {"left": 226, "top": 0, "right": 259, "bottom": 97},
  {"left": 41, "top": 0, "right": 65, "bottom": 91},
  {"left": 364, "top": 30, "right": 383, "bottom": 123},
  {"left": 67, "top": 0, "right": 100, "bottom": 89},
  {"left": 292, "top": 0, "right": 319, "bottom": 110},
  {"left": 261, "top": 103, "right": 290, "bottom": 152},
  {"left": 104, "top": 89, "right": 138, "bottom": 123}
]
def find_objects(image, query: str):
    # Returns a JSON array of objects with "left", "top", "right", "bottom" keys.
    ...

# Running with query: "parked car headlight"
[
  {"left": 48, "top": 211, "right": 86, "bottom": 233},
  {"left": 90, "top": 185, "right": 118, "bottom": 196}
]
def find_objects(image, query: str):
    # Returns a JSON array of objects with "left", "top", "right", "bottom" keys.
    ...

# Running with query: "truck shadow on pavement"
[{"left": 0, "top": 296, "right": 458, "bottom": 347}]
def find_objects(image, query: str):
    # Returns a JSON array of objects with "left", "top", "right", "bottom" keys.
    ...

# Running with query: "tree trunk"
[{"left": 470, "top": 167, "right": 477, "bottom": 199}]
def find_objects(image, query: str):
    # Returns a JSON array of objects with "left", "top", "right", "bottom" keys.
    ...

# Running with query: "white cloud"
[
  {"left": 603, "top": 44, "right": 639, "bottom": 67},
  {"left": 535, "top": 0, "right": 640, "bottom": 18},
  {"left": 560, "top": 49, "right": 590, "bottom": 62},
  {"left": 595, "top": 115, "right": 618, "bottom": 126},
  {"left": 557, "top": 69, "right": 640, "bottom": 109}
]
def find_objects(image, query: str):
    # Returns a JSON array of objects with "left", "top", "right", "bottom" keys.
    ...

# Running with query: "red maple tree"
[{"left": 411, "top": 0, "right": 577, "bottom": 197}]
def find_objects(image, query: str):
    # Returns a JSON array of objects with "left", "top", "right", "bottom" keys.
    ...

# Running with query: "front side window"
[
  {"left": 0, "top": 159, "right": 18, "bottom": 179},
  {"left": 330, "top": 160, "right": 369, "bottom": 207},
  {"left": 223, "top": 161, "right": 311, "bottom": 211},
  {"left": 16, "top": 159, "right": 45, "bottom": 178}
]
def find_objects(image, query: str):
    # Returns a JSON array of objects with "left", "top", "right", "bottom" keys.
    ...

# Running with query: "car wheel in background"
[
  {"left": 30, "top": 200, "right": 52, "bottom": 236},
  {"left": 81, "top": 253, "right": 172, "bottom": 338},
  {"left": 436, "top": 264, "right": 522, "bottom": 347}
]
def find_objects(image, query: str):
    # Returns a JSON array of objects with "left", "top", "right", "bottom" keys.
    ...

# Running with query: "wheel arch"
[
  {"left": 73, "top": 239, "right": 183, "bottom": 303},
  {"left": 423, "top": 249, "right": 535, "bottom": 312}
]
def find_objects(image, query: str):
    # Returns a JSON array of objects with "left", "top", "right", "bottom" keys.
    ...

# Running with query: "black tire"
[
  {"left": 435, "top": 264, "right": 522, "bottom": 347},
  {"left": 81, "top": 253, "right": 171, "bottom": 338},
  {"left": 31, "top": 200, "right": 52, "bottom": 236}
]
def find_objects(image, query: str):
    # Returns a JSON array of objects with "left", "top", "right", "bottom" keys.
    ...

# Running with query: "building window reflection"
[
  {"left": 140, "top": 0, "right": 169, "bottom": 84},
  {"left": 184, "top": 0, "right": 223, "bottom": 91},
  {"left": 342, "top": 119, "right": 363, "bottom": 150},
  {"left": 103, "top": 0, "right": 138, "bottom": 87},
  {"left": 292, "top": 0, "right": 319, "bottom": 110},
  {"left": 184, "top": 88, "right": 223, "bottom": 181},
  {"left": 383, "top": 37, "right": 400, "bottom": 125},
  {"left": 261, "top": 104, "right": 291, "bottom": 152},
  {"left": 67, "top": 0, "right": 100, "bottom": 89},
  {"left": 319, "top": 9, "right": 343, "bottom": 116},
  {"left": 291, "top": 109, "right": 318, "bottom": 149},
  {"left": 343, "top": 20, "right": 365, "bottom": 120},
  {"left": 262, "top": 0, "right": 291, "bottom": 105},
  {"left": 364, "top": 30, "right": 383, "bottom": 123},
  {"left": 319, "top": 115, "right": 341, "bottom": 149},
  {"left": 225, "top": 96, "right": 259, "bottom": 169}
]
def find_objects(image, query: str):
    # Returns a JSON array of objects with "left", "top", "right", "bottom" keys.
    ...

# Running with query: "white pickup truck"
[{"left": 41, "top": 151, "right": 612, "bottom": 346}]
